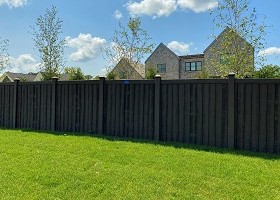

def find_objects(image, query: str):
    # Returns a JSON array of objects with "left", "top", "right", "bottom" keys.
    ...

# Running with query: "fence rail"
[{"left": 0, "top": 75, "right": 279, "bottom": 154}]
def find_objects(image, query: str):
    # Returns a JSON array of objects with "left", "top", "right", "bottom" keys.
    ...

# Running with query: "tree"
[
  {"left": 64, "top": 67, "right": 86, "bottom": 80},
  {"left": 196, "top": 67, "right": 213, "bottom": 79},
  {"left": 209, "top": 0, "right": 267, "bottom": 78},
  {"left": 0, "top": 38, "right": 9, "bottom": 72},
  {"left": 93, "top": 75, "right": 100, "bottom": 80},
  {"left": 145, "top": 63, "right": 157, "bottom": 79},
  {"left": 105, "top": 17, "right": 154, "bottom": 79},
  {"left": 84, "top": 75, "right": 92, "bottom": 80},
  {"left": 30, "top": 6, "right": 66, "bottom": 80},
  {"left": 253, "top": 65, "right": 280, "bottom": 78},
  {"left": 106, "top": 71, "right": 117, "bottom": 80}
]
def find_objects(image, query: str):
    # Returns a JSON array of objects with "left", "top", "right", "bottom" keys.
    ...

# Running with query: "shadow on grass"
[{"left": 5, "top": 127, "right": 280, "bottom": 160}]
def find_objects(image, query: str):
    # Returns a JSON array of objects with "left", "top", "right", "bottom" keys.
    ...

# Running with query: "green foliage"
[
  {"left": 0, "top": 129, "right": 280, "bottom": 199},
  {"left": 106, "top": 71, "right": 117, "bottom": 80},
  {"left": 210, "top": 0, "right": 267, "bottom": 78},
  {"left": 105, "top": 17, "right": 154, "bottom": 79},
  {"left": 84, "top": 75, "right": 92, "bottom": 80},
  {"left": 196, "top": 67, "right": 213, "bottom": 79},
  {"left": 253, "top": 65, "right": 280, "bottom": 78},
  {"left": 64, "top": 67, "right": 86, "bottom": 80},
  {"left": 30, "top": 6, "right": 66, "bottom": 80},
  {"left": 145, "top": 64, "right": 157, "bottom": 79},
  {"left": 0, "top": 38, "right": 9, "bottom": 72},
  {"left": 93, "top": 75, "right": 100, "bottom": 80},
  {"left": 118, "top": 70, "right": 128, "bottom": 79}
]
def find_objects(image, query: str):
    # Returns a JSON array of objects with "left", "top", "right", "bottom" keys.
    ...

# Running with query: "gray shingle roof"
[
  {"left": 5, "top": 72, "right": 38, "bottom": 81},
  {"left": 179, "top": 54, "right": 204, "bottom": 59}
]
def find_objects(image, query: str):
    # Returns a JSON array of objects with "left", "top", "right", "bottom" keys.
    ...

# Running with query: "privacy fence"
[{"left": 0, "top": 75, "right": 279, "bottom": 154}]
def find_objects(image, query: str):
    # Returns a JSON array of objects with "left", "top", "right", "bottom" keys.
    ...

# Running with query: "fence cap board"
[
  {"left": 161, "top": 79, "right": 228, "bottom": 84},
  {"left": 2, "top": 78, "right": 280, "bottom": 86},
  {"left": 105, "top": 80, "right": 155, "bottom": 85},
  {"left": 235, "top": 79, "right": 280, "bottom": 84},
  {"left": 0, "top": 83, "right": 14, "bottom": 86},
  {"left": 57, "top": 80, "right": 99, "bottom": 85},
  {"left": 18, "top": 81, "right": 52, "bottom": 85}
]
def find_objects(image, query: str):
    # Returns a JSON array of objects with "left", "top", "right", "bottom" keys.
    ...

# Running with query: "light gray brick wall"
[
  {"left": 179, "top": 57, "right": 205, "bottom": 79},
  {"left": 145, "top": 43, "right": 179, "bottom": 79},
  {"left": 204, "top": 29, "right": 254, "bottom": 76},
  {"left": 112, "top": 58, "right": 144, "bottom": 80}
]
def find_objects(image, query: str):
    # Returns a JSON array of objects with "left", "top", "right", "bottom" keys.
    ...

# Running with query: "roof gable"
[
  {"left": 145, "top": 43, "right": 179, "bottom": 63},
  {"left": 0, "top": 72, "right": 38, "bottom": 82},
  {"left": 112, "top": 58, "right": 144, "bottom": 78},
  {"left": 204, "top": 27, "right": 252, "bottom": 53},
  {"left": 204, "top": 27, "right": 230, "bottom": 53},
  {"left": 0, "top": 72, "right": 13, "bottom": 82}
]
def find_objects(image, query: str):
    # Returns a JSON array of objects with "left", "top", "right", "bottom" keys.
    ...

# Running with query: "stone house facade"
[
  {"left": 204, "top": 28, "right": 254, "bottom": 77},
  {"left": 0, "top": 72, "right": 70, "bottom": 82},
  {"left": 0, "top": 72, "right": 40, "bottom": 82},
  {"left": 145, "top": 43, "right": 179, "bottom": 79},
  {"left": 145, "top": 28, "right": 254, "bottom": 79},
  {"left": 179, "top": 54, "right": 205, "bottom": 79},
  {"left": 111, "top": 58, "right": 145, "bottom": 80}
]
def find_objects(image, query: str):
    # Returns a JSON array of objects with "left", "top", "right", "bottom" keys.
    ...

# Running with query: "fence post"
[
  {"left": 12, "top": 78, "right": 20, "bottom": 128},
  {"left": 51, "top": 77, "right": 59, "bottom": 131},
  {"left": 228, "top": 73, "right": 235, "bottom": 148},
  {"left": 154, "top": 75, "right": 161, "bottom": 141},
  {"left": 98, "top": 77, "right": 105, "bottom": 134}
]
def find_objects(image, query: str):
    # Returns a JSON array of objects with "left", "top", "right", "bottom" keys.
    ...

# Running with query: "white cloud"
[
  {"left": 0, "top": 0, "right": 28, "bottom": 8},
  {"left": 167, "top": 41, "right": 191, "bottom": 55},
  {"left": 126, "top": 0, "right": 217, "bottom": 18},
  {"left": 258, "top": 47, "right": 280, "bottom": 56},
  {"left": 127, "top": 0, "right": 177, "bottom": 18},
  {"left": 66, "top": 33, "right": 106, "bottom": 62},
  {"left": 8, "top": 54, "right": 40, "bottom": 73},
  {"left": 177, "top": 0, "right": 218, "bottom": 13},
  {"left": 114, "top": 10, "right": 123, "bottom": 20}
]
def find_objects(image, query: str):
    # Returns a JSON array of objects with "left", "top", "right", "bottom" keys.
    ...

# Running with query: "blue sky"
[{"left": 0, "top": 0, "right": 279, "bottom": 76}]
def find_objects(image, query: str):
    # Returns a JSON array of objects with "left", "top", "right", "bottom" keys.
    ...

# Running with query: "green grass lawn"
[{"left": 0, "top": 129, "right": 279, "bottom": 200}]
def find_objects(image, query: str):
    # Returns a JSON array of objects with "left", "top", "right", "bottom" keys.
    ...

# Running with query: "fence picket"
[{"left": 0, "top": 76, "right": 279, "bottom": 154}]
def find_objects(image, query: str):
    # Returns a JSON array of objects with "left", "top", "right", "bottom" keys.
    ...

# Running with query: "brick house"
[
  {"left": 0, "top": 72, "right": 41, "bottom": 82},
  {"left": 0, "top": 72, "right": 70, "bottom": 82},
  {"left": 110, "top": 58, "right": 145, "bottom": 79},
  {"left": 145, "top": 27, "right": 254, "bottom": 79}
]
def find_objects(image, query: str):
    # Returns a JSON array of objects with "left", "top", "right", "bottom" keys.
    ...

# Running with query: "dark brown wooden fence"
[{"left": 0, "top": 75, "right": 279, "bottom": 154}]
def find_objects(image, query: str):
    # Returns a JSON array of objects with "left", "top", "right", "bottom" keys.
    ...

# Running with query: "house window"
[
  {"left": 196, "top": 61, "right": 202, "bottom": 70},
  {"left": 185, "top": 61, "right": 202, "bottom": 71},
  {"left": 157, "top": 64, "right": 166, "bottom": 73}
]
